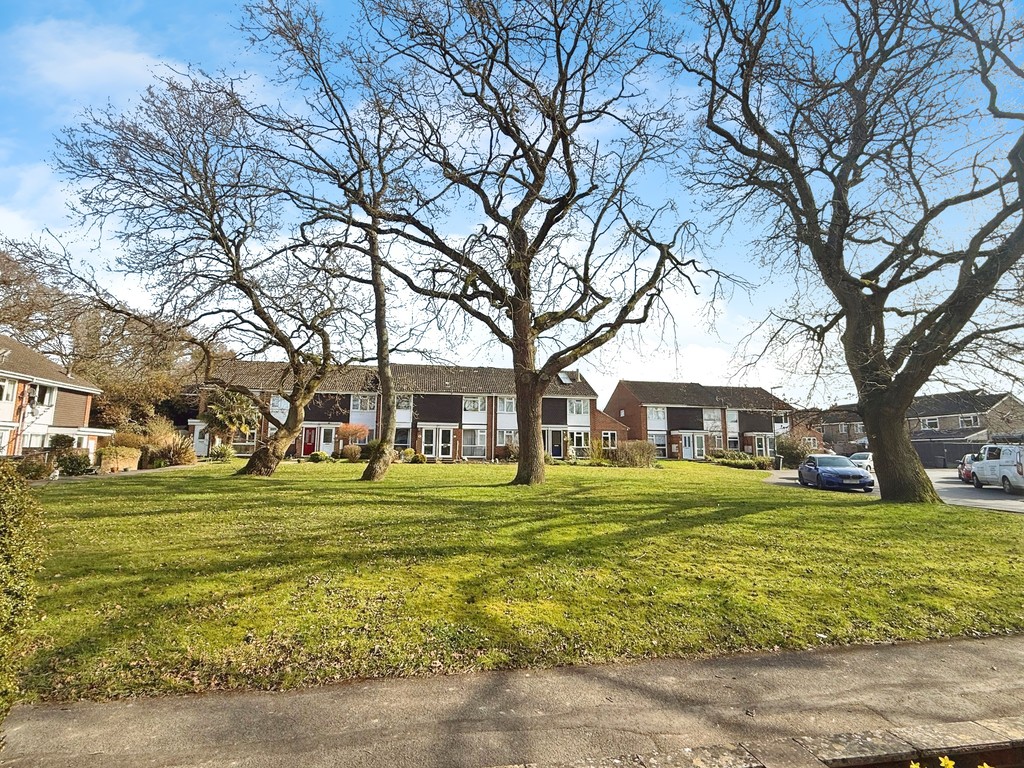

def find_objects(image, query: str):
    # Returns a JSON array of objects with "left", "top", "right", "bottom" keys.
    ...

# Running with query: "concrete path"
[
  {"left": 764, "top": 467, "right": 1024, "bottom": 514},
  {"left": 5, "top": 634, "right": 1024, "bottom": 768}
]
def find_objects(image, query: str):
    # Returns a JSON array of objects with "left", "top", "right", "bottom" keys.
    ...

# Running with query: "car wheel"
[
  {"left": 864, "top": 486, "right": 874, "bottom": 492},
  {"left": 973, "top": 475, "right": 983, "bottom": 489},
  {"left": 1002, "top": 476, "right": 1017, "bottom": 495},
  {"left": 798, "top": 474, "right": 807, "bottom": 486},
  {"left": 816, "top": 475, "right": 825, "bottom": 490}
]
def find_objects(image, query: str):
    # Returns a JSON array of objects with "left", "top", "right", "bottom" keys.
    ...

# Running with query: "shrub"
[
  {"left": 56, "top": 451, "right": 92, "bottom": 476},
  {"left": 503, "top": 440, "right": 520, "bottom": 461},
  {"left": 409, "top": 452, "right": 427, "bottom": 464},
  {"left": 588, "top": 438, "right": 608, "bottom": 466},
  {"left": 208, "top": 443, "right": 236, "bottom": 462},
  {"left": 14, "top": 456, "right": 49, "bottom": 481},
  {"left": 0, "top": 462, "right": 41, "bottom": 724},
  {"left": 308, "top": 451, "right": 330, "bottom": 463},
  {"left": 614, "top": 440, "right": 658, "bottom": 468},
  {"left": 48, "top": 434, "right": 75, "bottom": 456},
  {"left": 362, "top": 439, "right": 381, "bottom": 460},
  {"left": 341, "top": 444, "right": 362, "bottom": 462},
  {"left": 335, "top": 423, "right": 370, "bottom": 447},
  {"left": 775, "top": 435, "right": 810, "bottom": 469},
  {"left": 401, "top": 448, "right": 416, "bottom": 462},
  {"left": 109, "top": 431, "right": 147, "bottom": 450},
  {"left": 717, "top": 458, "right": 757, "bottom": 469},
  {"left": 98, "top": 446, "right": 142, "bottom": 472},
  {"left": 164, "top": 436, "right": 197, "bottom": 466},
  {"left": 752, "top": 455, "right": 773, "bottom": 470}
]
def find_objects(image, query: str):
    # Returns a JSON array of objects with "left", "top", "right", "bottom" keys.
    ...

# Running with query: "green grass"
[{"left": 20, "top": 461, "right": 1024, "bottom": 701}]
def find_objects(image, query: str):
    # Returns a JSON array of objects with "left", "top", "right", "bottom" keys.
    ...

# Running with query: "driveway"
[{"left": 764, "top": 467, "right": 1024, "bottom": 514}]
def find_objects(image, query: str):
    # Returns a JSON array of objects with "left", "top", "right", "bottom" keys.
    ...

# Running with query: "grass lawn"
[{"left": 20, "top": 460, "right": 1024, "bottom": 701}]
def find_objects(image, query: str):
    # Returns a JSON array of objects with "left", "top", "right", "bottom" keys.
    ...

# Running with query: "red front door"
[{"left": 302, "top": 427, "right": 317, "bottom": 456}]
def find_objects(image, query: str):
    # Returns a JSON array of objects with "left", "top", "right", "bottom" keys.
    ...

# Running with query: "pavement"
[
  {"left": 764, "top": 467, "right": 1024, "bottom": 514},
  {"left": 4, "top": 633, "right": 1024, "bottom": 768}
]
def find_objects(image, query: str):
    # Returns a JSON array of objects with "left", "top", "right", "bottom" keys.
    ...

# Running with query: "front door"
[
  {"left": 423, "top": 428, "right": 436, "bottom": 458},
  {"left": 548, "top": 429, "right": 563, "bottom": 458},
  {"left": 682, "top": 434, "right": 693, "bottom": 459},
  {"left": 439, "top": 428, "right": 453, "bottom": 459},
  {"left": 302, "top": 427, "right": 317, "bottom": 457},
  {"left": 694, "top": 433, "right": 706, "bottom": 459}
]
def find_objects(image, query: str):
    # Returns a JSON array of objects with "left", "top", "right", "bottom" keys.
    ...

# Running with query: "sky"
[{"left": 0, "top": 0, "right": 843, "bottom": 409}]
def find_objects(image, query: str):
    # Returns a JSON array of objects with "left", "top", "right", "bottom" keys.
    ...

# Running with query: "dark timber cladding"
[
  {"left": 542, "top": 397, "right": 568, "bottom": 423},
  {"left": 667, "top": 407, "right": 702, "bottom": 431},
  {"left": 305, "top": 393, "right": 351, "bottom": 422},
  {"left": 739, "top": 411, "right": 772, "bottom": 433},
  {"left": 414, "top": 394, "right": 461, "bottom": 423}
]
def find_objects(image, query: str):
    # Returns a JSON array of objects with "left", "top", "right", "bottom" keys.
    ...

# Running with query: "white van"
[{"left": 971, "top": 444, "right": 1024, "bottom": 494}]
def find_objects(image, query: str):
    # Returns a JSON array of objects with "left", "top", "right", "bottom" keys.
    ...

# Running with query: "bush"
[
  {"left": 401, "top": 448, "right": 416, "bottom": 462},
  {"left": 717, "top": 458, "right": 757, "bottom": 469},
  {"left": 588, "top": 438, "right": 608, "bottom": 466},
  {"left": 308, "top": 451, "right": 330, "bottom": 463},
  {"left": 14, "top": 456, "right": 49, "bottom": 481},
  {"left": 48, "top": 434, "right": 75, "bottom": 456},
  {"left": 0, "top": 462, "right": 41, "bottom": 724},
  {"left": 208, "top": 443, "right": 236, "bottom": 462},
  {"left": 752, "top": 455, "right": 773, "bottom": 470},
  {"left": 409, "top": 452, "right": 427, "bottom": 464},
  {"left": 503, "top": 440, "right": 520, "bottom": 461},
  {"left": 775, "top": 435, "right": 810, "bottom": 469},
  {"left": 56, "top": 451, "right": 92, "bottom": 476},
  {"left": 614, "top": 440, "right": 658, "bottom": 468},
  {"left": 98, "top": 446, "right": 142, "bottom": 472},
  {"left": 109, "top": 431, "right": 147, "bottom": 450},
  {"left": 544, "top": 452, "right": 554, "bottom": 465},
  {"left": 341, "top": 444, "right": 362, "bottom": 462},
  {"left": 708, "top": 448, "right": 750, "bottom": 461},
  {"left": 361, "top": 439, "right": 380, "bottom": 460},
  {"left": 164, "top": 436, "right": 197, "bottom": 466}
]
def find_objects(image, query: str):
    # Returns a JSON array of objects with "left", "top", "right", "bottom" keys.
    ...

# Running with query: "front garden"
[{"left": 17, "top": 460, "right": 1024, "bottom": 701}]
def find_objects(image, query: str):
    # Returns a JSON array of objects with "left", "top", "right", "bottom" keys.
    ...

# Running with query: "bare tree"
[
  {"left": 54, "top": 74, "right": 379, "bottom": 476},
  {"left": 679, "top": 0, "right": 1024, "bottom": 502},
  {"left": 249, "top": 0, "right": 714, "bottom": 485}
]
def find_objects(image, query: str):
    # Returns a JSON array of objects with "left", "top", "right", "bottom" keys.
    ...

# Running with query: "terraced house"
[
  {"left": 604, "top": 380, "right": 793, "bottom": 459},
  {"left": 0, "top": 333, "right": 112, "bottom": 458},
  {"left": 187, "top": 362, "right": 628, "bottom": 461}
]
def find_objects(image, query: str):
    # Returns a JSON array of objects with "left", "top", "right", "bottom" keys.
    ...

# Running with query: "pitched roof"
[
  {"left": 617, "top": 380, "right": 792, "bottom": 410},
  {"left": 0, "top": 334, "right": 100, "bottom": 393},
  {"left": 208, "top": 360, "right": 598, "bottom": 398},
  {"left": 909, "top": 427, "right": 987, "bottom": 441},
  {"left": 820, "top": 389, "right": 1010, "bottom": 423}
]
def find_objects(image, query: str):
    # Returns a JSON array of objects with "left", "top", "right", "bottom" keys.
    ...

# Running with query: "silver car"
[{"left": 849, "top": 451, "right": 874, "bottom": 473}]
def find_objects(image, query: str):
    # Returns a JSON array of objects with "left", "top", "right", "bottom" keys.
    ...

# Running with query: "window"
[
  {"left": 602, "top": 431, "right": 618, "bottom": 450},
  {"left": 463, "top": 396, "right": 486, "bottom": 412},
  {"left": 852, "top": 422, "right": 865, "bottom": 433},
  {"left": 986, "top": 446, "right": 1002, "bottom": 460},
  {"left": 351, "top": 394, "right": 376, "bottom": 411},
  {"left": 703, "top": 408, "right": 721, "bottom": 431},
  {"left": 23, "top": 433, "right": 46, "bottom": 448},
  {"left": 802, "top": 436, "right": 819, "bottom": 448},
  {"left": 394, "top": 428, "right": 411, "bottom": 449},
  {"left": 568, "top": 399, "right": 590, "bottom": 416},
  {"left": 0, "top": 379, "right": 14, "bottom": 402},
  {"left": 727, "top": 436, "right": 740, "bottom": 450},
  {"left": 839, "top": 422, "right": 848, "bottom": 434},
  {"left": 32, "top": 385, "right": 55, "bottom": 407},
  {"left": 396, "top": 394, "right": 412, "bottom": 410},
  {"left": 648, "top": 432, "right": 668, "bottom": 457},
  {"left": 960, "top": 414, "right": 980, "bottom": 429},
  {"left": 462, "top": 428, "right": 487, "bottom": 458},
  {"left": 711, "top": 433, "right": 723, "bottom": 449},
  {"left": 773, "top": 413, "right": 789, "bottom": 426},
  {"left": 497, "top": 429, "right": 518, "bottom": 447},
  {"left": 921, "top": 417, "right": 939, "bottom": 431},
  {"left": 568, "top": 430, "right": 589, "bottom": 448},
  {"left": 725, "top": 409, "right": 739, "bottom": 429},
  {"left": 497, "top": 396, "right": 516, "bottom": 413},
  {"left": 355, "top": 428, "right": 375, "bottom": 445},
  {"left": 0, "top": 431, "right": 8, "bottom": 453},
  {"left": 648, "top": 406, "right": 666, "bottom": 421}
]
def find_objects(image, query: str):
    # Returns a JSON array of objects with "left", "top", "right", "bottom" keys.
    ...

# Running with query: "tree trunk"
[
  {"left": 862, "top": 402, "right": 942, "bottom": 503},
  {"left": 512, "top": 370, "right": 546, "bottom": 485},
  {"left": 238, "top": 443, "right": 286, "bottom": 476},
  {"left": 361, "top": 228, "right": 396, "bottom": 482},
  {"left": 237, "top": 403, "right": 305, "bottom": 477}
]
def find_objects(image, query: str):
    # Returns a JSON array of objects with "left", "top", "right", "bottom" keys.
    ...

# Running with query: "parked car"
[
  {"left": 956, "top": 453, "right": 978, "bottom": 484},
  {"left": 971, "top": 444, "right": 1024, "bottom": 494},
  {"left": 797, "top": 454, "right": 875, "bottom": 492},
  {"left": 849, "top": 451, "right": 874, "bottom": 473}
]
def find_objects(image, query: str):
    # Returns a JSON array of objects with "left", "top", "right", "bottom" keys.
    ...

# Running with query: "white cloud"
[
  {"left": 0, "top": 161, "right": 72, "bottom": 239},
  {"left": 3, "top": 20, "right": 170, "bottom": 111}
]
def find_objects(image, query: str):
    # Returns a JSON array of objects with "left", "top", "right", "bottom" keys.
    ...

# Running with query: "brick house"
[
  {"left": 819, "top": 389, "right": 1024, "bottom": 465},
  {"left": 0, "top": 334, "right": 113, "bottom": 458},
  {"left": 603, "top": 380, "right": 793, "bottom": 459},
  {"left": 187, "top": 361, "right": 629, "bottom": 461}
]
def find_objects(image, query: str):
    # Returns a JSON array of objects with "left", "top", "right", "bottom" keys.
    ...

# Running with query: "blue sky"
[{"left": 0, "top": 0, "right": 825, "bottom": 407}]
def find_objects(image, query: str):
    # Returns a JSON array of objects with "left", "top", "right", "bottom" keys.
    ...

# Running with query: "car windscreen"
[
  {"left": 850, "top": 453, "right": 868, "bottom": 460},
  {"left": 817, "top": 456, "right": 855, "bottom": 467}
]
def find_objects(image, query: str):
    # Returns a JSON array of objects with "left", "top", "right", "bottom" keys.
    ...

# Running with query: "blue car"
[{"left": 798, "top": 454, "right": 874, "bottom": 492}]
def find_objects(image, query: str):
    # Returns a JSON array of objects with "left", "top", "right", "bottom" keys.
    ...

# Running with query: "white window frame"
[
  {"left": 727, "top": 435, "right": 740, "bottom": 450},
  {"left": 568, "top": 430, "right": 590, "bottom": 449},
  {"left": 34, "top": 385, "right": 56, "bottom": 407},
  {"left": 802, "top": 436, "right": 819, "bottom": 448},
  {"left": 462, "top": 428, "right": 487, "bottom": 458},
  {"left": 852, "top": 422, "right": 865, "bottom": 433},
  {"left": 351, "top": 394, "right": 377, "bottom": 412},
  {"left": 396, "top": 394, "right": 412, "bottom": 410},
  {"left": 601, "top": 431, "right": 617, "bottom": 450},
  {"left": 497, "top": 396, "right": 516, "bottom": 413},
  {"left": 568, "top": 399, "right": 590, "bottom": 416},
  {"left": 921, "top": 417, "right": 939, "bottom": 431},
  {"left": 0, "top": 430, "right": 9, "bottom": 453},
  {"left": 321, "top": 427, "right": 334, "bottom": 444},
  {"left": 394, "top": 428, "right": 411, "bottom": 448},
  {"left": 648, "top": 431, "right": 668, "bottom": 458},
  {"left": 839, "top": 422, "right": 848, "bottom": 434},
  {"left": 497, "top": 429, "right": 519, "bottom": 447},
  {"left": 959, "top": 414, "right": 980, "bottom": 429},
  {"left": 0, "top": 378, "right": 14, "bottom": 403},
  {"left": 648, "top": 406, "right": 666, "bottom": 421},
  {"left": 354, "top": 428, "right": 375, "bottom": 445},
  {"left": 463, "top": 395, "right": 486, "bottom": 412},
  {"left": 702, "top": 408, "right": 721, "bottom": 432}
]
